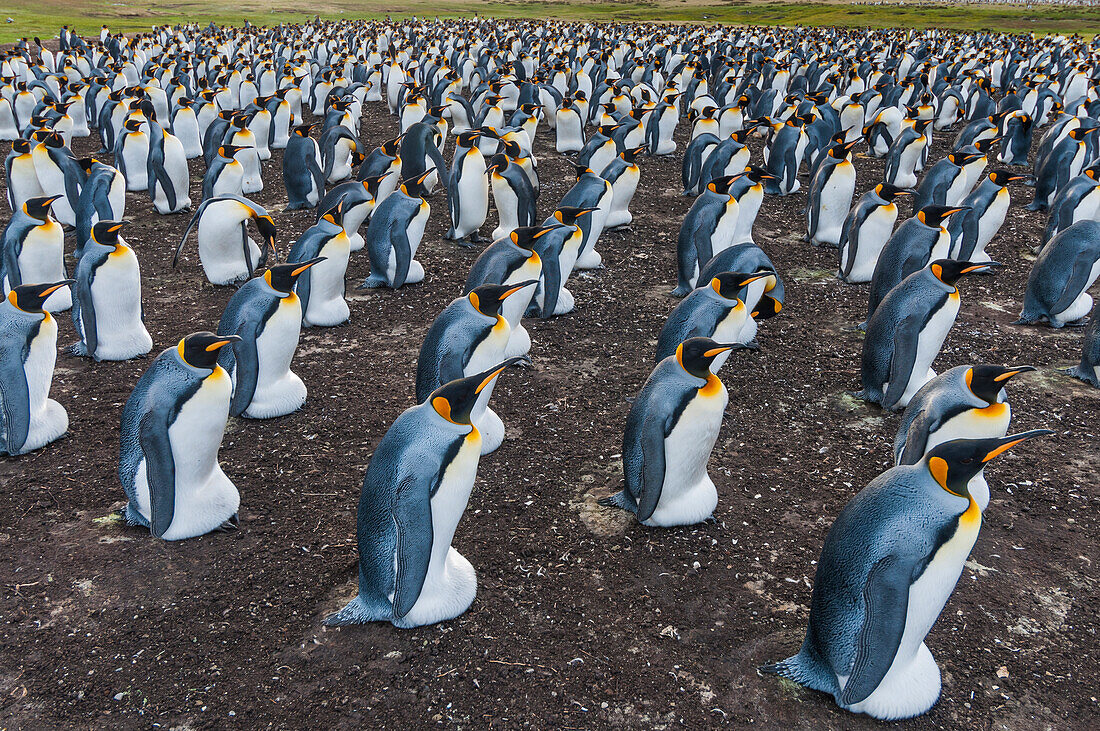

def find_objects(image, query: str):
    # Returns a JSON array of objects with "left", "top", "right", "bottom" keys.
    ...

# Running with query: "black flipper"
[
  {"left": 392, "top": 472, "right": 434, "bottom": 620},
  {"left": 1050, "top": 254, "right": 1096, "bottom": 319},
  {"left": 0, "top": 335, "right": 31, "bottom": 454},
  {"left": 635, "top": 412, "right": 671, "bottom": 523},
  {"left": 882, "top": 311, "right": 925, "bottom": 411},
  {"left": 138, "top": 410, "right": 176, "bottom": 539}
]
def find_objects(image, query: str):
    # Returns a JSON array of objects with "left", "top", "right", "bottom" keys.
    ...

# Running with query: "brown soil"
[{"left": 0, "top": 101, "right": 1097, "bottom": 730}]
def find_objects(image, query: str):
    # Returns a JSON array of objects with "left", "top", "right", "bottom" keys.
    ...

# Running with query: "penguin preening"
[{"left": 762, "top": 431, "right": 1052, "bottom": 721}]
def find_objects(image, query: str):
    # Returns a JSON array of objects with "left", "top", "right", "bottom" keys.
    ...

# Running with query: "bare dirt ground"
[{"left": 0, "top": 99, "right": 1097, "bottom": 729}]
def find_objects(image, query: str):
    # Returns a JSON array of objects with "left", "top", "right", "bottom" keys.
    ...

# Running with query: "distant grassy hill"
[{"left": 4, "top": 0, "right": 1098, "bottom": 43}]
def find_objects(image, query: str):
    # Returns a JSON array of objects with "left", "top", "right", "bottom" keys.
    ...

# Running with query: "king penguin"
[
  {"left": 0, "top": 280, "right": 72, "bottom": 456},
  {"left": 859, "top": 259, "right": 995, "bottom": 410},
  {"left": 217, "top": 259, "right": 325, "bottom": 418},
  {"left": 761, "top": 431, "right": 1051, "bottom": 721},
  {"left": 359, "top": 171, "right": 432, "bottom": 290},
  {"left": 287, "top": 201, "right": 353, "bottom": 328},
  {"left": 119, "top": 332, "right": 243, "bottom": 540},
  {"left": 1067, "top": 300, "right": 1100, "bottom": 388},
  {"left": 174, "top": 194, "right": 276, "bottom": 285},
  {"left": 599, "top": 337, "right": 754, "bottom": 527},
  {"left": 69, "top": 221, "right": 152, "bottom": 361},
  {"left": 657, "top": 272, "right": 777, "bottom": 362},
  {"left": 322, "top": 360, "right": 523, "bottom": 629},
  {"left": 1015, "top": 220, "right": 1100, "bottom": 328},
  {"left": 416, "top": 282, "right": 537, "bottom": 455},
  {"left": 838, "top": 183, "right": 911, "bottom": 284}
]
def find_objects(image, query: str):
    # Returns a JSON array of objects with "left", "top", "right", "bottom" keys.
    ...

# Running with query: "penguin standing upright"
[
  {"left": 559, "top": 165, "right": 614, "bottom": 270},
  {"left": 74, "top": 158, "right": 126, "bottom": 257},
  {"left": 488, "top": 153, "right": 537, "bottom": 241},
  {"left": 859, "top": 259, "right": 993, "bottom": 410},
  {"left": 119, "top": 332, "right": 243, "bottom": 541},
  {"left": 217, "top": 259, "right": 325, "bottom": 418},
  {"left": 673, "top": 175, "right": 741, "bottom": 296},
  {"left": 529, "top": 208, "right": 593, "bottom": 318},
  {"left": 0, "top": 281, "right": 72, "bottom": 456},
  {"left": 415, "top": 282, "right": 536, "bottom": 455},
  {"left": 445, "top": 130, "right": 489, "bottom": 245},
  {"left": 601, "top": 145, "right": 643, "bottom": 229},
  {"left": 1030, "top": 127, "right": 1098, "bottom": 212},
  {"left": 806, "top": 140, "right": 858, "bottom": 247},
  {"left": 761, "top": 431, "right": 1051, "bottom": 721},
  {"left": 884, "top": 119, "right": 930, "bottom": 189},
  {"left": 69, "top": 221, "right": 152, "bottom": 361},
  {"left": 1016, "top": 220, "right": 1100, "bottom": 327},
  {"left": 283, "top": 124, "right": 325, "bottom": 210},
  {"left": 323, "top": 361, "right": 522, "bottom": 629},
  {"left": 865, "top": 206, "right": 967, "bottom": 327},
  {"left": 359, "top": 171, "right": 432, "bottom": 290},
  {"left": 894, "top": 364, "right": 1036, "bottom": 509},
  {"left": 1, "top": 195, "right": 70, "bottom": 312},
  {"left": 286, "top": 202, "right": 353, "bottom": 328},
  {"left": 1043, "top": 163, "right": 1100, "bottom": 245},
  {"left": 600, "top": 337, "right": 753, "bottom": 527},
  {"left": 838, "top": 183, "right": 911, "bottom": 284},
  {"left": 949, "top": 170, "right": 1030, "bottom": 262},
  {"left": 113, "top": 116, "right": 150, "bottom": 192},
  {"left": 317, "top": 175, "right": 385, "bottom": 253},
  {"left": 6, "top": 139, "right": 45, "bottom": 210},
  {"left": 174, "top": 195, "right": 276, "bottom": 285},
  {"left": 202, "top": 144, "right": 248, "bottom": 201},
  {"left": 147, "top": 119, "right": 191, "bottom": 214},
  {"left": 764, "top": 116, "right": 810, "bottom": 196}
]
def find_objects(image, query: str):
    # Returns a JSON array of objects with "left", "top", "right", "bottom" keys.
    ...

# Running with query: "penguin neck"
[
  {"left": 426, "top": 405, "right": 476, "bottom": 435},
  {"left": 1, "top": 297, "right": 45, "bottom": 323},
  {"left": 171, "top": 349, "right": 219, "bottom": 378}
]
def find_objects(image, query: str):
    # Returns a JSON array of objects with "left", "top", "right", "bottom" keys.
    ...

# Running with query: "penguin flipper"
[
  {"left": 838, "top": 554, "right": 915, "bottom": 707},
  {"left": 0, "top": 339, "right": 32, "bottom": 454},
  {"left": 392, "top": 471, "right": 435, "bottom": 620},
  {"left": 1049, "top": 254, "right": 1096, "bottom": 318},
  {"left": 634, "top": 412, "right": 672, "bottom": 523},
  {"left": 138, "top": 409, "right": 176, "bottom": 539},
  {"left": 390, "top": 222, "right": 413, "bottom": 289},
  {"left": 895, "top": 410, "right": 936, "bottom": 465},
  {"left": 74, "top": 271, "right": 98, "bottom": 358},
  {"left": 228, "top": 322, "right": 260, "bottom": 417},
  {"left": 296, "top": 269, "right": 313, "bottom": 321},
  {"left": 882, "top": 312, "right": 924, "bottom": 411}
]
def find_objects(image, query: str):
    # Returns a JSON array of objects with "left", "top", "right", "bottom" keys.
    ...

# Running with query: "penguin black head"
[
  {"left": 828, "top": 139, "right": 859, "bottom": 158},
  {"left": 925, "top": 430, "right": 1053, "bottom": 500},
  {"left": 8, "top": 280, "right": 73, "bottom": 313},
  {"left": 486, "top": 153, "right": 510, "bottom": 176},
  {"left": 455, "top": 129, "right": 481, "bottom": 148},
  {"left": 362, "top": 171, "right": 391, "bottom": 197},
  {"left": 468, "top": 280, "right": 537, "bottom": 317},
  {"left": 706, "top": 175, "right": 739, "bottom": 195},
  {"left": 552, "top": 206, "right": 598, "bottom": 226},
  {"left": 742, "top": 166, "right": 777, "bottom": 185},
  {"left": 876, "top": 182, "right": 913, "bottom": 202},
  {"left": 710, "top": 271, "right": 776, "bottom": 301},
  {"left": 219, "top": 144, "right": 249, "bottom": 159},
  {"left": 319, "top": 199, "right": 346, "bottom": 227},
  {"left": 91, "top": 219, "right": 127, "bottom": 246},
  {"left": 400, "top": 169, "right": 433, "bottom": 199},
  {"left": 573, "top": 164, "right": 594, "bottom": 179},
  {"left": 429, "top": 357, "right": 526, "bottom": 425},
  {"left": 930, "top": 258, "right": 1000, "bottom": 285},
  {"left": 177, "top": 332, "right": 242, "bottom": 371},
  {"left": 252, "top": 213, "right": 276, "bottom": 252},
  {"left": 676, "top": 337, "right": 754, "bottom": 379},
  {"left": 988, "top": 169, "right": 1032, "bottom": 186},
  {"left": 380, "top": 135, "right": 402, "bottom": 156},
  {"left": 966, "top": 364, "right": 1036, "bottom": 404},
  {"left": 971, "top": 137, "right": 999, "bottom": 154},
  {"left": 267, "top": 258, "right": 325, "bottom": 295},
  {"left": 917, "top": 205, "right": 969, "bottom": 228},
  {"left": 292, "top": 123, "right": 313, "bottom": 137},
  {"left": 621, "top": 145, "right": 645, "bottom": 164},
  {"left": 12, "top": 138, "right": 30, "bottom": 154},
  {"left": 24, "top": 194, "right": 61, "bottom": 222},
  {"left": 1069, "top": 126, "right": 1099, "bottom": 141},
  {"left": 510, "top": 224, "right": 559, "bottom": 251}
]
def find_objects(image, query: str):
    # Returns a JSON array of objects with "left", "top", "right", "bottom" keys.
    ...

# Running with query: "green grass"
[{"left": 1, "top": 0, "right": 1097, "bottom": 43}]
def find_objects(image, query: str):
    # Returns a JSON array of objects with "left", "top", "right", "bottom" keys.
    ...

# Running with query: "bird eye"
[{"left": 961, "top": 458, "right": 973, "bottom": 464}]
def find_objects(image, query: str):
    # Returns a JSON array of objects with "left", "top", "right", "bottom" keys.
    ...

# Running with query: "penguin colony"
[{"left": 0, "top": 18, "right": 1094, "bottom": 722}]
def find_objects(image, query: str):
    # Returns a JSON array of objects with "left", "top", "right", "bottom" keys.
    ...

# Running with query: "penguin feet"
[{"left": 213, "top": 513, "right": 240, "bottom": 532}]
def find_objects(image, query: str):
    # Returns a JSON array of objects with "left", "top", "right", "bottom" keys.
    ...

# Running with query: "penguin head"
[
  {"left": 400, "top": 169, "right": 433, "bottom": 199},
  {"left": 706, "top": 176, "right": 739, "bottom": 195},
  {"left": 988, "top": 169, "right": 1032, "bottom": 186},
  {"left": 455, "top": 130, "right": 481, "bottom": 148},
  {"left": 552, "top": 206, "right": 598, "bottom": 227},
  {"left": 23, "top": 195, "right": 61, "bottom": 222},
  {"left": 468, "top": 280, "right": 537, "bottom": 317},
  {"left": 876, "top": 182, "right": 913, "bottom": 202},
  {"left": 971, "top": 136, "right": 999, "bottom": 154},
  {"left": 177, "top": 332, "right": 242, "bottom": 371},
  {"left": 485, "top": 153, "right": 510, "bottom": 177},
  {"left": 219, "top": 144, "right": 249, "bottom": 160},
  {"left": 966, "top": 364, "right": 1036, "bottom": 404},
  {"left": 90, "top": 220, "right": 127, "bottom": 247},
  {"left": 828, "top": 139, "right": 859, "bottom": 159},
  {"left": 930, "top": 258, "right": 1000, "bottom": 285},
  {"left": 676, "top": 337, "right": 754, "bottom": 379},
  {"left": 292, "top": 123, "right": 313, "bottom": 137},
  {"left": 12, "top": 139, "right": 31, "bottom": 154},
  {"left": 429, "top": 357, "right": 526, "bottom": 425},
  {"left": 743, "top": 165, "right": 777, "bottom": 185},
  {"left": 917, "top": 205, "right": 969, "bottom": 228},
  {"left": 252, "top": 213, "right": 277, "bottom": 252},
  {"left": 8, "top": 280, "right": 73, "bottom": 313},
  {"left": 362, "top": 171, "right": 392, "bottom": 198},
  {"left": 1069, "top": 126, "right": 1099, "bottom": 141},
  {"left": 573, "top": 164, "right": 594, "bottom": 179},
  {"left": 621, "top": 145, "right": 645, "bottom": 164},
  {"left": 319, "top": 199, "right": 346, "bottom": 227},
  {"left": 924, "top": 430, "right": 1053, "bottom": 501},
  {"left": 380, "top": 135, "right": 402, "bottom": 156},
  {"left": 510, "top": 224, "right": 560, "bottom": 251},
  {"left": 267, "top": 258, "right": 325, "bottom": 295},
  {"left": 710, "top": 271, "right": 776, "bottom": 301}
]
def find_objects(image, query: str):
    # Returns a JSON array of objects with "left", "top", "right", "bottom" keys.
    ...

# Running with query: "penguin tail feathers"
[
  {"left": 67, "top": 341, "right": 88, "bottom": 357},
  {"left": 760, "top": 650, "right": 835, "bottom": 695},
  {"left": 323, "top": 595, "right": 386, "bottom": 627},
  {"left": 597, "top": 489, "right": 637, "bottom": 513},
  {"left": 759, "top": 659, "right": 794, "bottom": 678}
]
